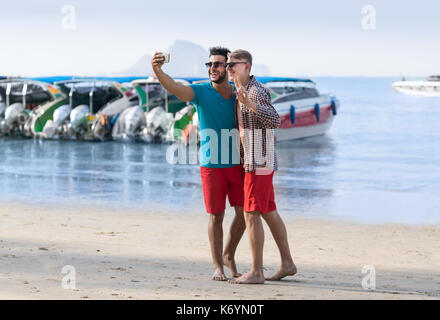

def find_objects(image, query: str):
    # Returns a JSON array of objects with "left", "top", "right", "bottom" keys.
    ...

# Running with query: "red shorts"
[
  {"left": 200, "top": 165, "right": 245, "bottom": 214},
  {"left": 244, "top": 170, "right": 277, "bottom": 214}
]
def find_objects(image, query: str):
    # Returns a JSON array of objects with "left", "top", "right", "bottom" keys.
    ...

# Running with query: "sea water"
[{"left": 1, "top": 77, "right": 439, "bottom": 224}]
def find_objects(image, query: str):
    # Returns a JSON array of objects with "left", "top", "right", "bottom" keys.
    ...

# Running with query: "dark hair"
[
  {"left": 229, "top": 49, "right": 252, "bottom": 66},
  {"left": 209, "top": 46, "right": 231, "bottom": 62}
]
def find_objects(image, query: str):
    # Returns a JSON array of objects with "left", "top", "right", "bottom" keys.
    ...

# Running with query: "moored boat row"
[{"left": 0, "top": 76, "right": 339, "bottom": 143}]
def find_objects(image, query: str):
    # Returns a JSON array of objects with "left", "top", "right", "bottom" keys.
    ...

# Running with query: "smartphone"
[{"left": 163, "top": 53, "right": 170, "bottom": 63}]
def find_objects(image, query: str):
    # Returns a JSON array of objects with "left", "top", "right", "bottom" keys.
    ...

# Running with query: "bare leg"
[
  {"left": 208, "top": 211, "right": 227, "bottom": 281},
  {"left": 223, "top": 206, "right": 246, "bottom": 277},
  {"left": 262, "top": 210, "right": 297, "bottom": 280},
  {"left": 230, "top": 211, "right": 265, "bottom": 284}
]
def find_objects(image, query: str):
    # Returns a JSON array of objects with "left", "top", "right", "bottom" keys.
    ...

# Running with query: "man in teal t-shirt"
[
  {"left": 151, "top": 47, "right": 245, "bottom": 282},
  {"left": 189, "top": 81, "right": 239, "bottom": 167}
]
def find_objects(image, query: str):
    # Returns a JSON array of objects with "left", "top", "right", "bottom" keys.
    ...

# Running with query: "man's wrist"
[{"left": 153, "top": 67, "right": 162, "bottom": 75}]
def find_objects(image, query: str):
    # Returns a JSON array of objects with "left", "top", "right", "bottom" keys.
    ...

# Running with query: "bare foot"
[
  {"left": 266, "top": 263, "right": 297, "bottom": 281},
  {"left": 229, "top": 271, "right": 265, "bottom": 284},
  {"left": 211, "top": 268, "right": 227, "bottom": 281},
  {"left": 223, "top": 255, "right": 242, "bottom": 278}
]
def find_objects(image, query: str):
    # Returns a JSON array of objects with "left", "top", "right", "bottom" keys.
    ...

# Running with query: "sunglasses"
[
  {"left": 225, "top": 62, "right": 247, "bottom": 68},
  {"left": 205, "top": 61, "right": 226, "bottom": 69}
]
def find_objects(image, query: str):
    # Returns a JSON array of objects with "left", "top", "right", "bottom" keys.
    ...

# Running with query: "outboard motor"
[
  {"left": 91, "top": 113, "right": 117, "bottom": 141},
  {"left": 146, "top": 106, "right": 174, "bottom": 142},
  {"left": 70, "top": 104, "right": 89, "bottom": 131},
  {"left": 61, "top": 104, "right": 89, "bottom": 139},
  {"left": 4, "top": 102, "right": 24, "bottom": 126},
  {"left": 0, "top": 102, "right": 25, "bottom": 136},
  {"left": 53, "top": 104, "right": 72, "bottom": 127},
  {"left": 42, "top": 104, "right": 72, "bottom": 139},
  {"left": 111, "top": 106, "right": 146, "bottom": 142},
  {"left": 91, "top": 114, "right": 106, "bottom": 141},
  {"left": 124, "top": 106, "right": 146, "bottom": 138}
]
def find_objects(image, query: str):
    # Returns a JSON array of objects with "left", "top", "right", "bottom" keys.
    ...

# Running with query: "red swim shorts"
[
  {"left": 200, "top": 165, "right": 245, "bottom": 214},
  {"left": 244, "top": 170, "right": 277, "bottom": 214}
]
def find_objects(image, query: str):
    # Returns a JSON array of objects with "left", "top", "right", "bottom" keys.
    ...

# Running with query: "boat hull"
[
  {"left": 392, "top": 81, "right": 440, "bottom": 97},
  {"left": 274, "top": 96, "right": 338, "bottom": 141},
  {"left": 276, "top": 115, "right": 334, "bottom": 141}
]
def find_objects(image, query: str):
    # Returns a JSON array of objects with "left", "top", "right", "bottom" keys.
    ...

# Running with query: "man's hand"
[
  {"left": 151, "top": 52, "right": 165, "bottom": 74},
  {"left": 149, "top": 52, "right": 195, "bottom": 102},
  {"left": 233, "top": 77, "right": 257, "bottom": 112}
]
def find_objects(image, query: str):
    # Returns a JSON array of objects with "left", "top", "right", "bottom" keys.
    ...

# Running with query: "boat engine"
[
  {"left": 0, "top": 103, "right": 26, "bottom": 136},
  {"left": 70, "top": 104, "right": 89, "bottom": 131},
  {"left": 42, "top": 104, "right": 72, "bottom": 139},
  {"left": 111, "top": 106, "right": 146, "bottom": 142},
  {"left": 145, "top": 106, "right": 174, "bottom": 143},
  {"left": 53, "top": 104, "right": 72, "bottom": 127}
]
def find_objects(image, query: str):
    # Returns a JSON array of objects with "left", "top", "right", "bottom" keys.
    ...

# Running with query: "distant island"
[{"left": 109, "top": 40, "right": 270, "bottom": 77}]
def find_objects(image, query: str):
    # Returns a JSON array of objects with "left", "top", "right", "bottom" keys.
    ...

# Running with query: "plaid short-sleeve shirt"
[{"left": 236, "top": 76, "right": 281, "bottom": 173}]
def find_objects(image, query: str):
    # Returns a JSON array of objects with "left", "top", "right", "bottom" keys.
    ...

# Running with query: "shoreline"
[
  {"left": 3, "top": 196, "right": 438, "bottom": 228},
  {"left": 1, "top": 201, "right": 439, "bottom": 299}
]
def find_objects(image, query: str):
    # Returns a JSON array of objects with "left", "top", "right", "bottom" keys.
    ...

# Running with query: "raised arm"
[{"left": 151, "top": 52, "right": 194, "bottom": 102}]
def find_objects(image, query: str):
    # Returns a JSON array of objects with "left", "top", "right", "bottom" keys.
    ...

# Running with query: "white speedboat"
[
  {"left": 392, "top": 75, "right": 440, "bottom": 97},
  {"left": 184, "top": 77, "right": 339, "bottom": 142},
  {"left": 46, "top": 79, "right": 137, "bottom": 140},
  {"left": 259, "top": 77, "right": 339, "bottom": 141},
  {"left": 0, "top": 79, "right": 65, "bottom": 137}
]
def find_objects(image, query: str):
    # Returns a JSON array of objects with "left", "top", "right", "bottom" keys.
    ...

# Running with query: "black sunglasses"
[
  {"left": 205, "top": 61, "right": 226, "bottom": 68},
  {"left": 225, "top": 62, "right": 247, "bottom": 68}
]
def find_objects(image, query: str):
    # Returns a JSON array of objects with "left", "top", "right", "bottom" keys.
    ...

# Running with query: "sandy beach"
[{"left": 0, "top": 201, "right": 439, "bottom": 300}]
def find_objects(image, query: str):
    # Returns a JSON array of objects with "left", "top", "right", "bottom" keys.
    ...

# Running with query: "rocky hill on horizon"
[{"left": 110, "top": 40, "right": 270, "bottom": 77}]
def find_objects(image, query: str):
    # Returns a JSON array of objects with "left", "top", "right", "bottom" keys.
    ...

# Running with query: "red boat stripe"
[{"left": 279, "top": 106, "right": 332, "bottom": 129}]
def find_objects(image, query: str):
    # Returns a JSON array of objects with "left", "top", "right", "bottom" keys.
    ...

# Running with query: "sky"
[{"left": 0, "top": 0, "right": 439, "bottom": 77}]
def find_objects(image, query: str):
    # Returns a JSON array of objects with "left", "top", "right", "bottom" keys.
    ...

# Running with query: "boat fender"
[
  {"left": 314, "top": 103, "right": 320, "bottom": 122},
  {"left": 290, "top": 105, "right": 295, "bottom": 124},
  {"left": 330, "top": 100, "right": 337, "bottom": 116}
]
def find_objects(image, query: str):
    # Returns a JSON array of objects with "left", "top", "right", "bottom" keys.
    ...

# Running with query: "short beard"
[{"left": 211, "top": 71, "right": 226, "bottom": 84}]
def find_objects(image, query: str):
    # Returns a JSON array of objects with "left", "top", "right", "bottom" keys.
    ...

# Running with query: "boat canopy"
[
  {"left": 33, "top": 76, "right": 209, "bottom": 85},
  {"left": 133, "top": 82, "right": 167, "bottom": 106},
  {"left": 256, "top": 77, "right": 313, "bottom": 84},
  {"left": 33, "top": 76, "right": 147, "bottom": 84},
  {"left": 31, "top": 76, "right": 313, "bottom": 85},
  {"left": 56, "top": 80, "right": 123, "bottom": 113},
  {"left": 0, "top": 79, "right": 55, "bottom": 106}
]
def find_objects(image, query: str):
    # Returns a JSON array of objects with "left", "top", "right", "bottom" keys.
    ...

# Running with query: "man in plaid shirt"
[
  {"left": 235, "top": 71, "right": 280, "bottom": 174},
  {"left": 227, "top": 49, "right": 297, "bottom": 284}
]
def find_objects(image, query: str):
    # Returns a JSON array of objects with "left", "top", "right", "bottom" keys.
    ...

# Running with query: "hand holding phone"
[{"left": 151, "top": 52, "right": 169, "bottom": 73}]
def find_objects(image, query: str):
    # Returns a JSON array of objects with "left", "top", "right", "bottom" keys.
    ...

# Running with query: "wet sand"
[{"left": 0, "top": 201, "right": 439, "bottom": 299}]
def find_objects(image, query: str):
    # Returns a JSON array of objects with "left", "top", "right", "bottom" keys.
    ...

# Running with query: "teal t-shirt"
[{"left": 190, "top": 82, "right": 240, "bottom": 168}]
